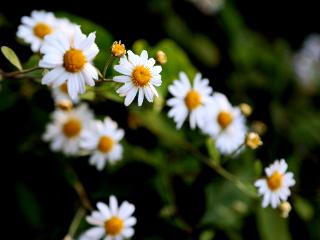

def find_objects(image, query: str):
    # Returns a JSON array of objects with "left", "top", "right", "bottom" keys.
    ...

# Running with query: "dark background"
[{"left": 1, "top": 0, "right": 319, "bottom": 239}]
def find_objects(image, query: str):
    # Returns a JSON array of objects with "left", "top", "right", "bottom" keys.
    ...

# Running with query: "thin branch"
[
  {"left": 64, "top": 164, "right": 94, "bottom": 211},
  {"left": 0, "top": 66, "right": 41, "bottom": 78},
  {"left": 63, "top": 207, "right": 86, "bottom": 240},
  {"left": 186, "top": 142, "right": 258, "bottom": 198},
  {"left": 102, "top": 55, "right": 114, "bottom": 77}
]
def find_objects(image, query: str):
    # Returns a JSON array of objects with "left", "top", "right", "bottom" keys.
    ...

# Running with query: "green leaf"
[
  {"left": 200, "top": 230, "right": 215, "bottom": 240},
  {"left": 254, "top": 160, "right": 263, "bottom": 177},
  {"left": 164, "top": 15, "right": 220, "bottom": 67},
  {"left": 133, "top": 109, "right": 187, "bottom": 148},
  {"left": 96, "top": 82, "right": 123, "bottom": 103},
  {"left": 16, "top": 182, "right": 43, "bottom": 229},
  {"left": 294, "top": 196, "right": 314, "bottom": 221},
  {"left": 201, "top": 181, "right": 251, "bottom": 230},
  {"left": 206, "top": 137, "right": 220, "bottom": 165},
  {"left": 1, "top": 46, "right": 22, "bottom": 70},
  {"left": 257, "top": 207, "right": 291, "bottom": 240}
]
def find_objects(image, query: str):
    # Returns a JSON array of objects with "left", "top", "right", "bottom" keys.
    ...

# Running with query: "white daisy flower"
[
  {"left": 43, "top": 103, "right": 94, "bottom": 156},
  {"left": 167, "top": 72, "right": 214, "bottom": 129},
  {"left": 83, "top": 196, "right": 136, "bottom": 240},
  {"left": 255, "top": 159, "right": 295, "bottom": 208},
  {"left": 113, "top": 50, "right": 162, "bottom": 106},
  {"left": 293, "top": 34, "right": 320, "bottom": 88},
  {"left": 201, "top": 92, "right": 246, "bottom": 155},
  {"left": 51, "top": 82, "right": 79, "bottom": 105},
  {"left": 39, "top": 26, "right": 99, "bottom": 100},
  {"left": 81, "top": 117, "right": 124, "bottom": 171},
  {"left": 17, "top": 10, "right": 60, "bottom": 52}
]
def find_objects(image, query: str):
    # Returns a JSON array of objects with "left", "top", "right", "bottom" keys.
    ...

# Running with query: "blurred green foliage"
[{"left": 1, "top": 1, "right": 320, "bottom": 240}]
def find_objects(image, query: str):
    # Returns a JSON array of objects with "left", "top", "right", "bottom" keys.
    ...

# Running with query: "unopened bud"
[
  {"left": 245, "top": 132, "right": 262, "bottom": 149},
  {"left": 278, "top": 201, "right": 292, "bottom": 218},
  {"left": 56, "top": 100, "right": 73, "bottom": 111},
  {"left": 251, "top": 121, "right": 267, "bottom": 135},
  {"left": 239, "top": 103, "right": 252, "bottom": 117},
  {"left": 155, "top": 50, "right": 167, "bottom": 65},
  {"left": 111, "top": 41, "right": 126, "bottom": 57}
]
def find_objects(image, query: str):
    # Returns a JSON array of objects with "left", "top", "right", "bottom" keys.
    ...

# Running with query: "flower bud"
[
  {"left": 245, "top": 132, "right": 262, "bottom": 149},
  {"left": 56, "top": 100, "right": 73, "bottom": 111},
  {"left": 155, "top": 50, "right": 167, "bottom": 65},
  {"left": 111, "top": 41, "right": 126, "bottom": 57},
  {"left": 239, "top": 103, "right": 252, "bottom": 117},
  {"left": 278, "top": 201, "right": 292, "bottom": 218}
]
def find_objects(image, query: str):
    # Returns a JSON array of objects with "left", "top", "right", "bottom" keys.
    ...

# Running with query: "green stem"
[
  {"left": 64, "top": 207, "right": 86, "bottom": 240},
  {"left": 64, "top": 163, "right": 93, "bottom": 211},
  {"left": 185, "top": 142, "right": 258, "bottom": 198},
  {"left": 102, "top": 55, "right": 114, "bottom": 77}
]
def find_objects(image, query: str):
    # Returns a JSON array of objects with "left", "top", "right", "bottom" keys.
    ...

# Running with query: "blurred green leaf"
[
  {"left": 201, "top": 181, "right": 251, "bottom": 230},
  {"left": 16, "top": 182, "right": 43, "bottom": 229},
  {"left": 133, "top": 109, "right": 187, "bottom": 148},
  {"left": 1, "top": 46, "right": 23, "bottom": 70},
  {"left": 0, "top": 81, "right": 18, "bottom": 111},
  {"left": 97, "top": 82, "right": 123, "bottom": 103},
  {"left": 257, "top": 207, "right": 291, "bottom": 240},
  {"left": 80, "top": 88, "right": 96, "bottom": 101},
  {"left": 24, "top": 54, "right": 41, "bottom": 69},
  {"left": 254, "top": 160, "right": 263, "bottom": 178},
  {"left": 165, "top": 15, "right": 220, "bottom": 67},
  {"left": 200, "top": 230, "right": 215, "bottom": 240},
  {"left": 294, "top": 196, "right": 314, "bottom": 221}
]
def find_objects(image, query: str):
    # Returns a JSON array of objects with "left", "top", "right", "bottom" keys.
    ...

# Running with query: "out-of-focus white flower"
[
  {"left": 81, "top": 117, "right": 124, "bottom": 171},
  {"left": 82, "top": 196, "right": 136, "bottom": 240},
  {"left": 167, "top": 72, "right": 214, "bottom": 129},
  {"left": 51, "top": 82, "right": 79, "bottom": 105},
  {"left": 39, "top": 26, "right": 99, "bottom": 100},
  {"left": 113, "top": 50, "right": 162, "bottom": 106},
  {"left": 255, "top": 159, "right": 295, "bottom": 208},
  {"left": 188, "top": 0, "right": 224, "bottom": 15},
  {"left": 17, "top": 10, "right": 59, "bottom": 52},
  {"left": 293, "top": 34, "right": 320, "bottom": 89},
  {"left": 201, "top": 92, "right": 246, "bottom": 155},
  {"left": 43, "top": 103, "right": 94, "bottom": 156}
]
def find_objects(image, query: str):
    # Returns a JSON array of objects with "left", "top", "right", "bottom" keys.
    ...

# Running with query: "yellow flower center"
[
  {"left": 267, "top": 171, "right": 283, "bottom": 191},
  {"left": 131, "top": 65, "right": 151, "bottom": 87},
  {"left": 62, "top": 118, "right": 82, "bottom": 138},
  {"left": 217, "top": 111, "right": 233, "bottom": 129},
  {"left": 104, "top": 216, "right": 124, "bottom": 236},
  {"left": 184, "top": 90, "right": 202, "bottom": 110},
  {"left": 59, "top": 82, "right": 69, "bottom": 94},
  {"left": 63, "top": 49, "right": 87, "bottom": 73},
  {"left": 98, "top": 136, "right": 114, "bottom": 153},
  {"left": 33, "top": 22, "right": 52, "bottom": 39}
]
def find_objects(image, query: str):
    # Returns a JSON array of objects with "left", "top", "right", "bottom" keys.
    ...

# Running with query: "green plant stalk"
[
  {"left": 102, "top": 55, "right": 114, "bottom": 78},
  {"left": 64, "top": 207, "right": 86, "bottom": 240},
  {"left": 64, "top": 163, "right": 93, "bottom": 211},
  {"left": 0, "top": 66, "right": 41, "bottom": 78},
  {"left": 185, "top": 142, "right": 258, "bottom": 199}
]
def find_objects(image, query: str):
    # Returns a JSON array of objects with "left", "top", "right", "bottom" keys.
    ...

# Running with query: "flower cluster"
[
  {"left": 167, "top": 72, "right": 247, "bottom": 155},
  {"left": 6, "top": 9, "right": 299, "bottom": 240}
]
